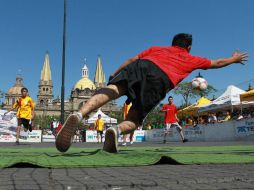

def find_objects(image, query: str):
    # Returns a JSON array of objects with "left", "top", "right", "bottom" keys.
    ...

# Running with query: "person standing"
[
  {"left": 94, "top": 114, "right": 104, "bottom": 143},
  {"left": 122, "top": 101, "right": 134, "bottom": 146},
  {"left": 162, "top": 96, "right": 188, "bottom": 143},
  {"left": 5, "top": 88, "right": 35, "bottom": 144}
]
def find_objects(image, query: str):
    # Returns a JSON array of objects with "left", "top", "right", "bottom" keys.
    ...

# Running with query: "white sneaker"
[
  {"left": 130, "top": 141, "right": 134, "bottom": 145},
  {"left": 103, "top": 126, "right": 119, "bottom": 153},
  {"left": 122, "top": 142, "right": 127, "bottom": 146}
]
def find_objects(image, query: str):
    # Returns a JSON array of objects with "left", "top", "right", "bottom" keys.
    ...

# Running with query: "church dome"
[
  {"left": 74, "top": 63, "right": 96, "bottom": 90},
  {"left": 74, "top": 78, "right": 96, "bottom": 90},
  {"left": 7, "top": 75, "right": 25, "bottom": 95},
  {"left": 8, "top": 86, "right": 23, "bottom": 95}
]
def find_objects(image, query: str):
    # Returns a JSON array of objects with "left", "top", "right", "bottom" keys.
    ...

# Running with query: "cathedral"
[{"left": 4, "top": 52, "right": 118, "bottom": 116}]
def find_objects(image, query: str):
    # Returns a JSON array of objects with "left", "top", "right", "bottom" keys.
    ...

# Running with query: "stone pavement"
[
  {"left": 0, "top": 164, "right": 254, "bottom": 190},
  {"left": 0, "top": 141, "right": 253, "bottom": 189}
]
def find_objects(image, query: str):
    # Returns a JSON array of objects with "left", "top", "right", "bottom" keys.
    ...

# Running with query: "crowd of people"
[{"left": 180, "top": 107, "right": 254, "bottom": 126}]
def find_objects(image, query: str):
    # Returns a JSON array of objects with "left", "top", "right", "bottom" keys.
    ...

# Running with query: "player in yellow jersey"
[
  {"left": 5, "top": 88, "right": 35, "bottom": 144},
  {"left": 122, "top": 101, "right": 134, "bottom": 146},
  {"left": 94, "top": 114, "right": 105, "bottom": 143}
]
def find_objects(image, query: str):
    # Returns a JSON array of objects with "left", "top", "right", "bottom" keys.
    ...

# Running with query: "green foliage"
[
  {"left": 0, "top": 90, "right": 5, "bottom": 108},
  {"left": 143, "top": 105, "right": 164, "bottom": 129},
  {"left": 34, "top": 115, "right": 60, "bottom": 129},
  {"left": 108, "top": 110, "right": 124, "bottom": 124},
  {"left": 173, "top": 82, "right": 217, "bottom": 107}
]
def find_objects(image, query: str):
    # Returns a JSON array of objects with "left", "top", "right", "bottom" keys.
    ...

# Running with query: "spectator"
[
  {"left": 236, "top": 113, "right": 244, "bottom": 121},
  {"left": 210, "top": 113, "right": 217, "bottom": 123},
  {"left": 219, "top": 111, "right": 231, "bottom": 122}
]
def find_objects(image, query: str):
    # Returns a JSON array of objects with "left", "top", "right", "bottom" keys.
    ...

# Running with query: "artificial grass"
[{"left": 0, "top": 145, "right": 253, "bottom": 168}]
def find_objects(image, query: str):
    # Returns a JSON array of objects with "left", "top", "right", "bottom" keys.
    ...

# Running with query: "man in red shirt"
[
  {"left": 56, "top": 33, "right": 248, "bottom": 153},
  {"left": 162, "top": 96, "right": 187, "bottom": 143}
]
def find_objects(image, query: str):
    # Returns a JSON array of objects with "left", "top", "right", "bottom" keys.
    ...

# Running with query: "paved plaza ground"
[{"left": 0, "top": 141, "right": 253, "bottom": 190}]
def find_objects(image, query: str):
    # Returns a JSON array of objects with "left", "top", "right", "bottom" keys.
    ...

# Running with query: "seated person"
[
  {"left": 236, "top": 113, "right": 244, "bottom": 121},
  {"left": 219, "top": 111, "right": 231, "bottom": 122},
  {"left": 209, "top": 113, "right": 217, "bottom": 123}
]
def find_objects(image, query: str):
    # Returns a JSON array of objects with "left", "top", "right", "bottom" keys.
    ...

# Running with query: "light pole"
[{"left": 60, "top": 0, "right": 67, "bottom": 124}]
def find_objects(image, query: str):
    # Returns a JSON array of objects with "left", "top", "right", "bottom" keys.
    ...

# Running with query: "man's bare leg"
[
  {"left": 79, "top": 84, "right": 125, "bottom": 117},
  {"left": 56, "top": 84, "right": 125, "bottom": 152},
  {"left": 16, "top": 126, "right": 21, "bottom": 144},
  {"left": 103, "top": 108, "right": 140, "bottom": 153}
]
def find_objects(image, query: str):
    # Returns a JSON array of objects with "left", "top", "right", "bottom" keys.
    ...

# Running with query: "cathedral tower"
[
  {"left": 94, "top": 55, "right": 106, "bottom": 88},
  {"left": 37, "top": 52, "right": 53, "bottom": 106}
]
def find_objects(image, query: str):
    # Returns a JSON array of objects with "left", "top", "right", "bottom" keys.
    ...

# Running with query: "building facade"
[
  {"left": 35, "top": 53, "right": 117, "bottom": 116},
  {"left": 4, "top": 75, "right": 26, "bottom": 109}
]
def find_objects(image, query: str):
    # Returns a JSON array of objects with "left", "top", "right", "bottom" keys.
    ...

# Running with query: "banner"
[
  {"left": 85, "top": 130, "right": 146, "bottom": 142},
  {"left": 0, "top": 110, "right": 42, "bottom": 142},
  {"left": 235, "top": 119, "right": 254, "bottom": 137}
]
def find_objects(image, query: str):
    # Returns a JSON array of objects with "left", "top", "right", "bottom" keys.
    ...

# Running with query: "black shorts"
[
  {"left": 108, "top": 59, "right": 174, "bottom": 124},
  {"left": 97, "top": 130, "right": 103, "bottom": 135},
  {"left": 18, "top": 118, "right": 31, "bottom": 129}
]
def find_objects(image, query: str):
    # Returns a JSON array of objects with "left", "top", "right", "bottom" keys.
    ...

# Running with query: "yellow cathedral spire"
[
  {"left": 94, "top": 55, "right": 106, "bottom": 87},
  {"left": 41, "top": 52, "right": 52, "bottom": 81}
]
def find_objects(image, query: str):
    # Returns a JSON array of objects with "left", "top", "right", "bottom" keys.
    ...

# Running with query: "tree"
[
  {"left": 143, "top": 105, "right": 164, "bottom": 129},
  {"left": 0, "top": 90, "right": 5, "bottom": 108},
  {"left": 173, "top": 82, "right": 217, "bottom": 107}
]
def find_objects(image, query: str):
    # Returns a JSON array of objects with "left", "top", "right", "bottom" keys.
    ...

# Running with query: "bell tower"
[{"left": 37, "top": 52, "right": 53, "bottom": 106}]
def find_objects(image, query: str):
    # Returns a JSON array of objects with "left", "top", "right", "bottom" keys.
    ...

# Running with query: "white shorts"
[{"left": 164, "top": 122, "right": 182, "bottom": 132}]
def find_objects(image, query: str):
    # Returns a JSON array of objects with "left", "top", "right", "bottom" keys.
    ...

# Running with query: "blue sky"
[{"left": 0, "top": 0, "right": 253, "bottom": 106}]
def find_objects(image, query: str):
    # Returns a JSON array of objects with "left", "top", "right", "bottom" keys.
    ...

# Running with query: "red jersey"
[
  {"left": 138, "top": 46, "right": 211, "bottom": 86},
  {"left": 162, "top": 104, "right": 178, "bottom": 123}
]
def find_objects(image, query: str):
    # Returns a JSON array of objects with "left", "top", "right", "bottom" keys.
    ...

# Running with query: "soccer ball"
[{"left": 191, "top": 77, "right": 208, "bottom": 91}]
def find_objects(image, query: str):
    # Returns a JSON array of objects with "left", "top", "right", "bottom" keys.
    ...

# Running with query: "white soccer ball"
[{"left": 191, "top": 77, "right": 208, "bottom": 91}]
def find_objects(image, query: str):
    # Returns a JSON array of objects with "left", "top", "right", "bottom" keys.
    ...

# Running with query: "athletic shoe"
[
  {"left": 182, "top": 139, "right": 189, "bottom": 143},
  {"left": 103, "top": 126, "right": 119, "bottom": 153},
  {"left": 130, "top": 141, "right": 134, "bottom": 145},
  {"left": 122, "top": 142, "right": 127, "bottom": 146},
  {"left": 163, "top": 140, "right": 166, "bottom": 144},
  {"left": 29, "top": 120, "right": 33, "bottom": 132},
  {"left": 55, "top": 113, "right": 81, "bottom": 152},
  {"left": 28, "top": 125, "right": 32, "bottom": 132}
]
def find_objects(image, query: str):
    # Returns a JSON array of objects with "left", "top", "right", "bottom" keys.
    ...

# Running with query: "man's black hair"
[
  {"left": 168, "top": 96, "right": 173, "bottom": 99},
  {"left": 172, "top": 33, "right": 192, "bottom": 49},
  {"left": 21, "top": 87, "right": 28, "bottom": 92}
]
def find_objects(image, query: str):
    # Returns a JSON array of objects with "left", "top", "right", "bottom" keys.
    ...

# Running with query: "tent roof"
[
  {"left": 240, "top": 89, "right": 254, "bottom": 102},
  {"left": 86, "top": 109, "right": 117, "bottom": 124},
  {"left": 179, "top": 97, "right": 211, "bottom": 115},
  {"left": 198, "top": 85, "right": 245, "bottom": 112}
]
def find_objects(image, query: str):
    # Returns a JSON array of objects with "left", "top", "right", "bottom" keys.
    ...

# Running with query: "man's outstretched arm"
[{"left": 210, "top": 50, "right": 248, "bottom": 69}]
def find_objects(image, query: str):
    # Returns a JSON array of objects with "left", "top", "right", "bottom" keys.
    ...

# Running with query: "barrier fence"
[{"left": 0, "top": 119, "right": 253, "bottom": 143}]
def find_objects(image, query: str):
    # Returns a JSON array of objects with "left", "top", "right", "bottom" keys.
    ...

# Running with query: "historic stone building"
[
  {"left": 37, "top": 52, "right": 54, "bottom": 106},
  {"left": 35, "top": 53, "right": 117, "bottom": 116},
  {"left": 4, "top": 74, "right": 26, "bottom": 109}
]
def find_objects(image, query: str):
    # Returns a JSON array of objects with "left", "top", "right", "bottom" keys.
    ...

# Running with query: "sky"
[{"left": 0, "top": 0, "right": 254, "bottom": 107}]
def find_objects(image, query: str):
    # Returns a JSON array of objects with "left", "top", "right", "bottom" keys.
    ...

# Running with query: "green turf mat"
[{"left": 0, "top": 145, "right": 254, "bottom": 168}]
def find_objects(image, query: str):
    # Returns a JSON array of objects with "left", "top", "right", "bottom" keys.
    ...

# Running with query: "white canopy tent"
[
  {"left": 86, "top": 109, "right": 117, "bottom": 124},
  {"left": 198, "top": 85, "right": 245, "bottom": 113}
]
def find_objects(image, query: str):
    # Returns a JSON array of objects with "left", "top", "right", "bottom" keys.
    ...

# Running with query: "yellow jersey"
[
  {"left": 123, "top": 102, "right": 132, "bottom": 120},
  {"left": 13, "top": 96, "right": 35, "bottom": 120},
  {"left": 94, "top": 118, "right": 104, "bottom": 131}
]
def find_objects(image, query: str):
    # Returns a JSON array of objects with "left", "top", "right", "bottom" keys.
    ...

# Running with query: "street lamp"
[{"left": 61, "top": 0, "right": 67, "bottom": 124}]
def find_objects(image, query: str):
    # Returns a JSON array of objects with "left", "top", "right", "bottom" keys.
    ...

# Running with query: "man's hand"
[
  {"left": 211, "top": 50, "right": 248, "bottom": 69},
  {"left": 231, "top": 50, "right": 248, "bottom": 65}
]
